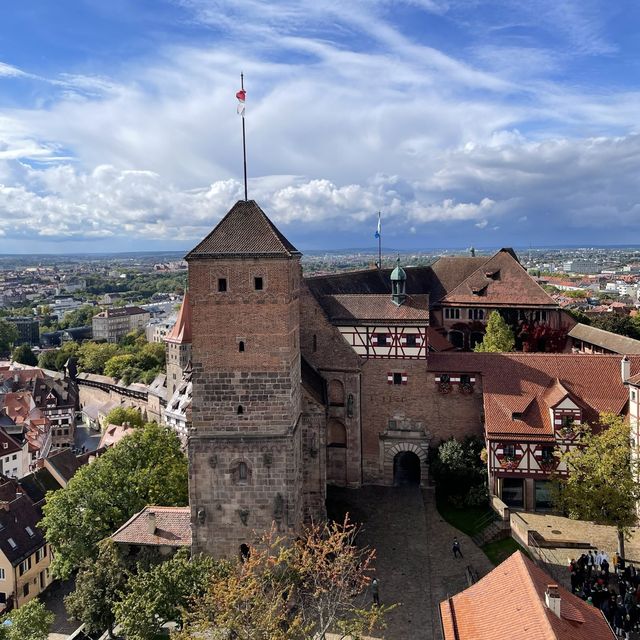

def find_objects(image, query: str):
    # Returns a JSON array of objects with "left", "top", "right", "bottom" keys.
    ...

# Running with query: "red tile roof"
[
  {"left": 429, "top": 353, "right": 640, "bottom": 441},
  {"left": 111, "top": 506, "right": 191, "bottom": 547},
  {"left": 185, "top": 200, "right": 300, "bottom": 259},
  {"left": 442, "top": 249, "right": 557, "bottom": 307},
  {"left": 164, "top": 292, "right": 192, "bottom": 344},
  {"left": 627, "top": 372, "right": 640, "bottom": 386},
  {"left": 2, "top": 392, "right": 35, "bottom": 424},
  {"left": 440, "top": 551, "right": 615, "bottom": 640},
  {"left": 320, "top": 294, "right": 430, "bottom": 324},
  {"left": 99, "top": 423, "right": 135, "bottom": 449}
]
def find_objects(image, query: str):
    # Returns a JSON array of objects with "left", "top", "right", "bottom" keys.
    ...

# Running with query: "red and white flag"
[{"left": 236, "top": 89, "right": 246, "bottom": 116}]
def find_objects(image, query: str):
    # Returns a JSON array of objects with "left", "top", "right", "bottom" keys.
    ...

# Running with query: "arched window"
[
  {"left": 327, "top": 419, "right": 347, "bottom": 448},
  {"left": 239, "top": 544, "right": 250, "bottom": 562},
  {"left": 237, "top": 405, "right": 244, "bottom": 415},
  {"left": 328, "top": 379, "right": 345, "bottom": 406},
  {"left": 239, "top": 341, "right": 245, "bottom": 352},
  {"left": 238, "top": 461, "right": 248, "bottom": 481},
  {"left": 232, "top": 460, "right": 251, "bottom": 485}
]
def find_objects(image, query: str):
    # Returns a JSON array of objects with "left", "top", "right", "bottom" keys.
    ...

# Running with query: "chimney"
[
  {"left": 622, "top": 356, "right": 631, "bottom": 383},
  {"left": 147, "top": 511, "right": 156, "bottom": 535},
  {"left": 545, "top": 584, "right": 561, "bottom": 618}
]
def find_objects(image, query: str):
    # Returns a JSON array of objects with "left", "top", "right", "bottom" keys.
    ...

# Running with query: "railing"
[
  {"left": 528, "top": 532, "right": 567, "bottom": 586},
  {"left": 472, "top": 509, "right": 497, "bottom": 534}
]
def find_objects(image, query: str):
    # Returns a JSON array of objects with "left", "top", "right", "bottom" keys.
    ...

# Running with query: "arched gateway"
[{"left": 383, "top": 441, "right": 428, "bottom": 487}]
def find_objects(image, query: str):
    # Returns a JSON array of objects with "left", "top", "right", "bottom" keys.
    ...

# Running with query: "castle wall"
[
  {"left": 188, "top": 255, "right": 305, "bottom": 557},
  {"left": 359, "top": 359, "right": 484, "bottom": 484}
]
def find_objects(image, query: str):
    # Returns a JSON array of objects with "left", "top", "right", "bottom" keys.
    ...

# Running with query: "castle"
[{"left": 184, "top": 199, "right": 580, "bottom": 557}]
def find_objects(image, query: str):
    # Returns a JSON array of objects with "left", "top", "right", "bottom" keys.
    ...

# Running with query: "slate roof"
[
  {"left": 165, "top": 292, "right": 192, "bottom": 344},
  {"left": 440, "top": 551, "right": 615, "bottom": 640},
  {"left": 111, "top": 505, "right": 191, "bottom": 547},
  {"left": 0, "top": 488, "right": 46, "bottom": 566},
  {"left": 45, "top": 449, "right": 83, "bottom": 484},
  {"left": 0, "top": 429, "right": 22, "bottom": 456},
  {"left": 441, "top": 249, "right": 557, "bottom": 307},
  {"left": 429, "top": 353, "right": 640, "bottom": 442},
  {"left": 319, "top": 294, "right": 430, "bottom": 324},
  {"left": 569, "top": 323, "right": 640, "bottom": 355},
  {"left": 18, "top": 467, "right": 63, "bottom": 505},
  {"left": 185, "top": 200, "right": 300, "bottom": 259}
]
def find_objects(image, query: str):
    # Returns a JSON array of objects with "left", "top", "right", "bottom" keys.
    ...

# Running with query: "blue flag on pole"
[{"left": 374, "top": 212, "right": 381, "bottom": 239}]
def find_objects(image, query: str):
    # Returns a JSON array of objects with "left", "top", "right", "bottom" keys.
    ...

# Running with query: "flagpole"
[
  {"left": 241, "top": 72, "right": 248, "bottom": 201},
  {"left": 377, "top": 211, "right": 382, "bottom": 269}
]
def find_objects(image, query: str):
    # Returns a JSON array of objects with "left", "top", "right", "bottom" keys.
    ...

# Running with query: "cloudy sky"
[{"left": 1, "top": 0, "right": 640, "bottom": 253}]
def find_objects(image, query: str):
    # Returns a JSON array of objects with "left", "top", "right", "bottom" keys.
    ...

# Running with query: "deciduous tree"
[
  {"left": 104, "top": 406, "right": 145, "bottom": 428},
  {"left": 42, "top": 422, "right": 188, "bottom": 578},
  {"left": 115, "top": 550, "right": 224, "bottom": 640},
  {"left": 65, "top": 540, "right": 128, "bottom": 638},
  {"left": 0, "top": 598, "right": 54, "bottom": 640},
  {"left": 0, "top": 320, "right": 18, "bottom": 356},
  {"left": 553, "top": 413, "right": 639, "bottom": 557},
  {"left": 474, "top": 311, "right": 515, "bottom": 353},
  {"left": 178, "top": 518, "right": 391, "bottom": 640},
  {"left": 12, "top": 343, "right": 37, "bottom": 366}
]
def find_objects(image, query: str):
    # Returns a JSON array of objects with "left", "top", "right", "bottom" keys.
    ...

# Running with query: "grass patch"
[
  {"left": 435, "top": 496, "right": 493, "bottom": 537},
  {"left": 482, "top": 537, "right": 530, "bottom": 566}
]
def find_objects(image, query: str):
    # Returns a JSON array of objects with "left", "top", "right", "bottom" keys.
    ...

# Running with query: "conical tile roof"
[{"left": 164, "top": 292, "right": 191, "bottom": 344}]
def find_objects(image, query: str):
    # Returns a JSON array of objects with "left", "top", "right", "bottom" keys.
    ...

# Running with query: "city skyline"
[{"left": 1, "top": 1, "right": 640, "bottom": 252}]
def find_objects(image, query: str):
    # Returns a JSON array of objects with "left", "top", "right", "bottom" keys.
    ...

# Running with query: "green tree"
[
  {"left": 591, "top": 314, "right": 640, "bottom": 340},
  {"left": 115, "top": 551, "right": 222, "bottom": 639},
  {"left": 0, "top": 320, "right": 18, "bottom": 355},
  {"left": 12, "top": 343, "right": 37, "bottom": 366},
  {"left": 42, "top": 422, "right": 188, "bottom": 579},
  {"left": 474, "top": 311, "right": 515, "bottom": 352},
  {"left": 78, "top": 341, "right": 121, "bottom": 373},
  {"left": 65, "top": 540, "right": 129, "bottom": 638},
  {"left": 136, "top": 341, "right": 165, "bottom": 370},
  {"left": 59, "top": 304, "right": 96, "bottom": 330},
  {"left": 553, "top": 413, "right": 639, "bottom": 557},
  {"left": 104, "top": 354, "right": 137, "bottom": 380},
  {"left": 104, "top": 406, "right": 145, "bottom": 428},
  {"left": 0, "top": 598, "right": 54, "bottom": 640},
  {"left": 38, "top": 349, "right": 59, "bottom": 370}
]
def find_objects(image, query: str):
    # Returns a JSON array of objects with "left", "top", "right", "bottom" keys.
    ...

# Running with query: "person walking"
[
  {"left": 452, "top": 537, "right": 464, "bottom": 559},
  {"left": 371, "top": 578, "right": 380, "bottom": 606}
]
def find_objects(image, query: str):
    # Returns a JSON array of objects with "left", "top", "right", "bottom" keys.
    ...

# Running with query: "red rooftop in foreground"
[{"left": 439, "top": 551, "right": 615, "bottom": 640}]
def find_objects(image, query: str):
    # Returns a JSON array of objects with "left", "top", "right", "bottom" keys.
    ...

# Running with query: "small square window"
[
  {"left": 375, "top": 333, "right": 388, "bottom": 346},
  {"left": 393, "top": 372, "right": 403, "bottom": 385},
  {"left": 218, "top": 278, "right": 227, "bottom": 292},
  {"left": 254, "top": 277, "right": 263, "bottom": 291},
  {"left": 503, "top": 444, "right": 516, "bottom": 458},
  {"left": 406, "top": 334, "right": 417, "bottom": 347}
]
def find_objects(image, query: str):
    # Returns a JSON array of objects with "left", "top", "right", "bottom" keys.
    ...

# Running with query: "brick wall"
[{"left": 188, "top": 255, "right": 306, "bottom": 557}]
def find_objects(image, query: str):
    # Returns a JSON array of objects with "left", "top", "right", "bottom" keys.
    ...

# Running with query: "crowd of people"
[{"left": 569, "top": 549, "right": 640, "bottom": 638}]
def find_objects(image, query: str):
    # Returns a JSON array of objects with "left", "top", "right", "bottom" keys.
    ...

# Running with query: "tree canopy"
[
  {"left": 0, "top": 598, "right": 54, "bottom": 640},
  {"left": 12, "top": 343, "right": 37, "bottom": 366},
  {"left": 0, "top": 320, "right": 18, "bottom": 356},
  {"left": 474, "top": 311, "right": 515, "bottom": 352},
  {"left": 104, "top": 406, "right": 145, "bottom": 428},
  {"left": 553, "top": 413, "right": 639, "bottom": 557},
  {"left": 42, "top": 422, "right": 188, "bottom": 579},
  {"left": 178, "top": 518, "right": 391, "bottom": 640}
]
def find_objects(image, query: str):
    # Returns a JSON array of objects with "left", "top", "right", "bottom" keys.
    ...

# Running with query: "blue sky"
[{"left": 1, "top": 0, "right": 640, "bottom": 253}]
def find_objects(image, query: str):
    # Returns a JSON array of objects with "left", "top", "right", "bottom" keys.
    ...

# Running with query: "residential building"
[
  {"left": 428, "top": 353, "right": 639, "bottom": 510},
  {"left": 164, "top": 293, "right": 191, "bottom": 400},
  {"left": 92, "top": 306, "right": 151, "bottom": 343},
  {"left": 562, "top": 258, "right": 600, "bottom": 275},
  {"left": 439, "top": 551, "right": 615, "bottom": 639},
  {"left": 163, "top": 365, "right": 191, "bottom": 444},
  {"left": 0, "top": 478, "right": 53, "bottom": 612},
  {"left": 52, "top": 296, "right": 83, "bottom": 319},
  {"left": 5, "top": 317, "right": 39, "bottom": 347}
]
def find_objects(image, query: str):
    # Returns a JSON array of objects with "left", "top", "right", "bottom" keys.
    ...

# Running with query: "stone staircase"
[{"left": 471, "top": 514, "right": 511, "bottom": 547}]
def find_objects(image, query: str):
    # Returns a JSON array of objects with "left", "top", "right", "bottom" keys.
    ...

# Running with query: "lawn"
[
  {"left": 435, "top": 497, "right": 493, "bottom": 537},
  {"left": 482, "top": 537, "right": 530, "bottom": 566}
]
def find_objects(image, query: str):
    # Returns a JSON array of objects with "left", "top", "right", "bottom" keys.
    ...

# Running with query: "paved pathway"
[{"left": 327, "top": 485, "right": 494, "bottom": 640}]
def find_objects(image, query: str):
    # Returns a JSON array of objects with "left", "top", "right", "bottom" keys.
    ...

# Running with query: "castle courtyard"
[{"left": 327, "top": 485, "right": 494, "bottom": 640}]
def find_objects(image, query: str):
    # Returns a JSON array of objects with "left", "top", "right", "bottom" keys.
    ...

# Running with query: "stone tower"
[
  {"left": 164, "top": 291, "right": 192, "bottom": 399},
  {"left": 185, "top": 200, "right": 304, "bottom": 557}
]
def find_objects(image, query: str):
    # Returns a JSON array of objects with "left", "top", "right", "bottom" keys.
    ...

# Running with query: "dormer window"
[
  {"left": 486, "top": 270, "right": 501, "bottom": 280},
  {"left": 25, "top": 526, "right": 35, "bottom": 538},
  {"left": 512, "top": 412, "right": 523, "bottom": 420},
  {"left": 471, "top": 285, "right": 488, "bottom": 296},
  {"left": 561, "top": 415, "right": 573, "bottom": 428}
]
